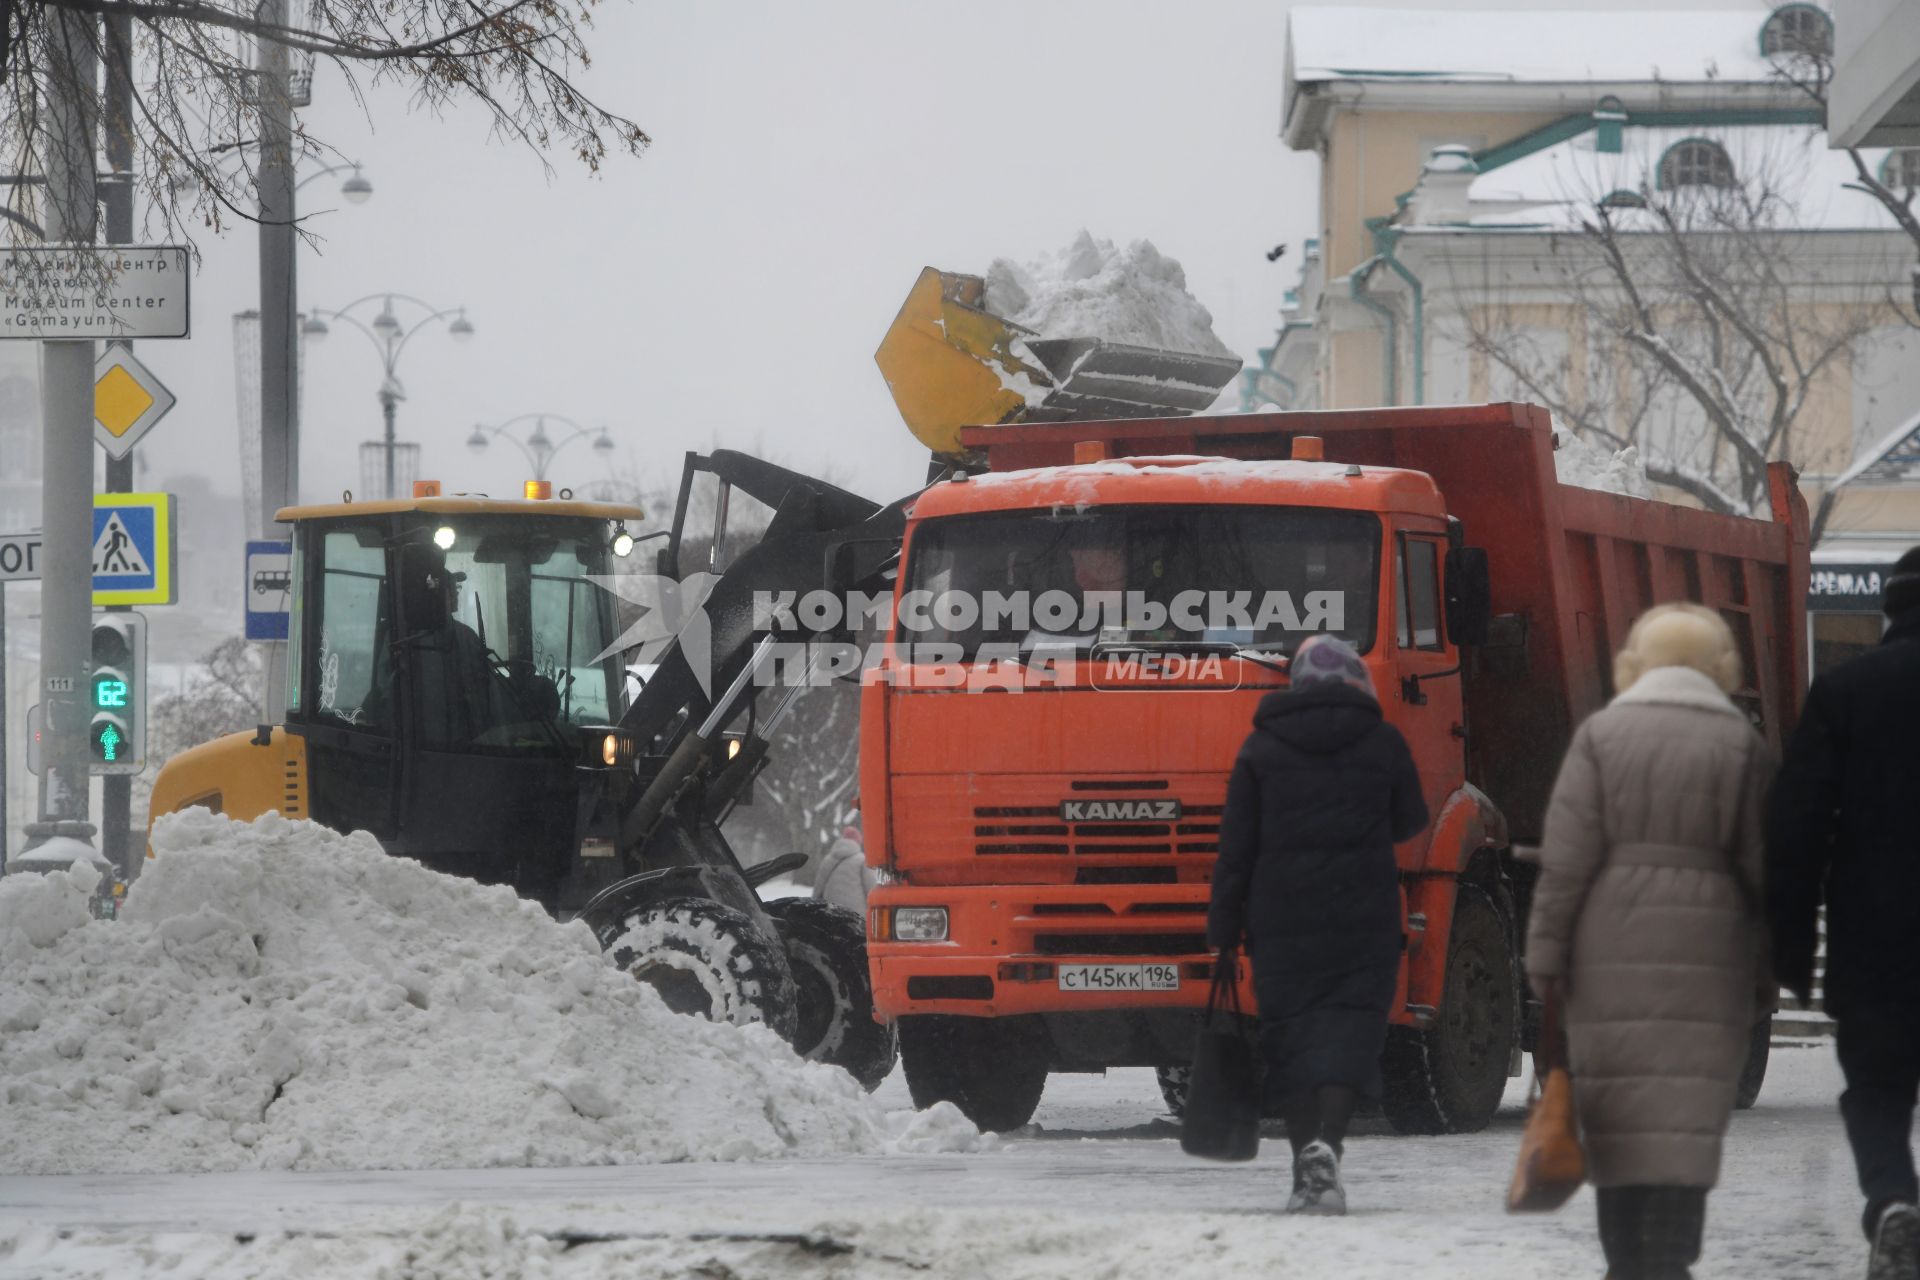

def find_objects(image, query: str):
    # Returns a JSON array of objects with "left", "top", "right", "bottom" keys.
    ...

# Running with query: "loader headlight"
[
  {"left": 583, "top": 727, "right": 637, "bottom": 768},
  {"left": 886, "top": 907, "right": 949, "bottom": 943},
  {"left": 611, "top": 525, "right": 636, "bottom": 558}
]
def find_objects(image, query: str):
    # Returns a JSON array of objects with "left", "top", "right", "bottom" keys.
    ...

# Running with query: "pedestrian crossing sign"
[{"left": 91, "top": 492, "right": 176, "bottom": 605}]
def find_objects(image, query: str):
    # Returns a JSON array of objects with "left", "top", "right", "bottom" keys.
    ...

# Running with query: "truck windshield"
[{"left": 902, "top": 505, "right": 1381, "bottom": 658}]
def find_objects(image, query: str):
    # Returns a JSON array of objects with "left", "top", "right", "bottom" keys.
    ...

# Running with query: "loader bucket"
[
  {"left": 1017, "top": 339, "right": 1243, "bottom": 423},
  {"left": 875, "top": 266, "right": 1246, "bottom": 458},
  {"left": 875, "top": 267, "right": 1044, "bottom": 458}
]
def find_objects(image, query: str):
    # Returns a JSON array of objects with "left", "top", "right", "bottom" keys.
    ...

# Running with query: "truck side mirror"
[{"left": 1445, "top": 546, "right": 1491, "bottom": 647}]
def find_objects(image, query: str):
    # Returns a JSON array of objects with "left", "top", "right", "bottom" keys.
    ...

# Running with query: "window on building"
[
  {"left": 1881, "top": 149, "right": 1920, "bottom": 193},
  {"left": 1760, "top": 4, "right": 1834, "bottom": 57},
  {"left": 1599, "top": 188, "right": 1648, "bottom": 210},
  {"left": 1658, "top": 139, "right": 1736, "bottom": 190}
]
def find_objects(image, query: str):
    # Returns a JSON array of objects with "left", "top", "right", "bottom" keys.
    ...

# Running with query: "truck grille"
[
  {"left": 973, "top": 803, "right": 1222, "bottom": 857},
  {"left": 1033, "top": 932, "right": 1209, "bottom": 957}
]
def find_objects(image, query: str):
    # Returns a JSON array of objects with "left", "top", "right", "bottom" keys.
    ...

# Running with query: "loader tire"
[
  {"left": 898, "top": 1015, "right": 1047, "bottom": 1132},
  {"left": 764, "top": 898, "right": 898, "bottom": 1090},
  {"left": 602, "top": 897, "right": 798, "bottom": 1041},
  {"left": 1735, "top": 1016, "right": 1771, "bottom": 1110},
  {"left": 1380, "top": 885, "right": 1517, "bottom": 1135}
]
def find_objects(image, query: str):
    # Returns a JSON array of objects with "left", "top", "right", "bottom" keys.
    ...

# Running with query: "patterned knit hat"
[{"left": 1291, "top": 634, "right": 1374, "bottom": 698}]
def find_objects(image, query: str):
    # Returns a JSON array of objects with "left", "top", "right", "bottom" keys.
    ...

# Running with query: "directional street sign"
[
  {"left": 245, "top": 540, "right": 294, "bottom": 641},
  {"left": 91, "top": 493, "right": 176, "bottom": 605},
  {"left": 0, "top": 531, "right": 41, "bottom": 584},
  {"left": 0, "top": 246, "right": 191, "bottom": 340},
  {"left": 94, "top": 348, "right": 176, "bottom": 460}
]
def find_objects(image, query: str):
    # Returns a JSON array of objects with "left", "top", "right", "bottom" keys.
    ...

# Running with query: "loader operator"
[{"left": 384, "top": 547, "right": 525, "bottom": 748}]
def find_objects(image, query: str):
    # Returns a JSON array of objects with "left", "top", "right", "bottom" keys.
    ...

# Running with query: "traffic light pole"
[
  {"left": 100, "top": 10, "right": 136, "bottom": 882},
  {"left": 21, "top": 6, "right": 102, "bottom": 869}
]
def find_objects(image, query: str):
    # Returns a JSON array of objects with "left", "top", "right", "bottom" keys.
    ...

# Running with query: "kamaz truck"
[{"left": 859, "top": 403, "right": 1809, "bottom": 1132}]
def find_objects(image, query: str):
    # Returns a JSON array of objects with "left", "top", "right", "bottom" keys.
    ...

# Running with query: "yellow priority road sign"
[{"left": 94, "top": 348, "right": 176, "bottom": 460}]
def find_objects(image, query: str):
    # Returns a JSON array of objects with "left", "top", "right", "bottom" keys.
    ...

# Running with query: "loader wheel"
[
  {"left": 602, "top": 898, "right": 798, "bottom": 1042},
  {"left": 1156, "top": 1065, "right": 1191, "bottom": 1120},
  {"left": 898, "top": 1015, "right": 1048, "bottom": 1132},
  {"left": 1380, "top": 884, "right": 1517, "bottom": 1135},
  {"left": 1735, "top": 1016, "right": 1771, "bottom": 1110},
  {"left": 764, "top": 898, "right": 899, "bottom": 1090}
]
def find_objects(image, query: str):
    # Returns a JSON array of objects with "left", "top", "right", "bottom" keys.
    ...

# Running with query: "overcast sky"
[{"left": 42, "top": 0, "right": 1775, "bottom": 518}]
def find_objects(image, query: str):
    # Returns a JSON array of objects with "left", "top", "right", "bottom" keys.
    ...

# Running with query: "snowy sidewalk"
[{"left": 0, "top": 1046, "right": 1868, "bottom": 1278}]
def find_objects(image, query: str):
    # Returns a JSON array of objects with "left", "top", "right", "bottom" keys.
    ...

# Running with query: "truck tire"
[
  {"left": 898, "top": 1015, "right": 1047, "bottom": 1132},
  {"left": 764, "top": 898, "right": 899, "bottom": 1090},
  {"left": 1380, "top": 884, "right": 1517, "bottom": 1135},
  {"left": 1734, "top": 1016, "right": 1771, "bottom": 1110},
  {"left": 1156, "top": 1065, "right": 1190, "bottom": 1119},
  {"left": 601, "top": 898, "right": 798, "bottom": 1042}
]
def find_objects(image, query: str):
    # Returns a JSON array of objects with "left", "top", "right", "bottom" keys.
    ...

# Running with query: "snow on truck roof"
[
  {"left": 910, "top": 456, "right": 1447, "bottom": 521},
  {"left": 1287, "top": 7, "right": 1796, "bottom": 89}
]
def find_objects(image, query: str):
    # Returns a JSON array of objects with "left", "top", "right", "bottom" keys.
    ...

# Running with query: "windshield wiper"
[{"left": 1234, "top": 648, "right": 1291, "bottom": 674}]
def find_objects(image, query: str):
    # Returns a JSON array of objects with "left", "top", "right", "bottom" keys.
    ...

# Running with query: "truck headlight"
[{"left": 889, "top": 907, "right": 949, "bottom": 943}]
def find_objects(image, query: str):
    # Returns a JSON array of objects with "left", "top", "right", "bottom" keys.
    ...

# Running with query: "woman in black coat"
[{"left": 1206, "top": 634, "right": 1428, "bottom": 1215}]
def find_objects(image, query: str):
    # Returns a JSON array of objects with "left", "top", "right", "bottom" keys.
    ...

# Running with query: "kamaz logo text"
[{"left": 1060, "top": 799, "right": 1183, "bottom": 822}]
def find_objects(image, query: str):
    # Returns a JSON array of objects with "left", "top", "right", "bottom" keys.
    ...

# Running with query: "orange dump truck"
[{"left": 861, "top": 402, "right": 1808, "bottom": 1132}]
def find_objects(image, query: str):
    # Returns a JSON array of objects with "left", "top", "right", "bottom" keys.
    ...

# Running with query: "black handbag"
[{"left": 1180, "top": 946, "right": 1262, "bottom": 1162}]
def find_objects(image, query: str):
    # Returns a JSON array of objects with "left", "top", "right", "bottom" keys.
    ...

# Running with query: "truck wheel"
[
  {"left": 898, "top": 1015, "right": 1047, "bottom": 1132},
  {"left": 1381, "top": 885, "right": 1517, "bottom": 1135},
  {"left": 601, "top": 898, "right": 798, "bottom": 1042},
  {"left": 1156, "top": 1065, "right": 1191, "bottom": 1119},
  {"left": 1735, "top": 1016, "right": 1771, "bottom": 1110},
  {"left": 764, "top": 898, "right": 899, "bottom": 1090}
]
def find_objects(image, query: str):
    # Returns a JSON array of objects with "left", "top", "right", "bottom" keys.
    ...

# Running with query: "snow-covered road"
[{"left": 0, "top": 1044, "right": 1872, "bottom": 1279}]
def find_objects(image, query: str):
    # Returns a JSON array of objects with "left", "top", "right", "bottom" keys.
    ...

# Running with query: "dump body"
[{"left": 865, "top": 403, "right": 1807, "bottom": 1111}]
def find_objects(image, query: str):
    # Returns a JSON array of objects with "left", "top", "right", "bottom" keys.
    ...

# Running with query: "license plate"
[{"left": 1056, "top": 963, "right": 1181, "bottom": 993}]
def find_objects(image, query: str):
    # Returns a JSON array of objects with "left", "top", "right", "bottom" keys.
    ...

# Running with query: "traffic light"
[{"left": 88, "top": 612, "right": 146, "bottom": 775}]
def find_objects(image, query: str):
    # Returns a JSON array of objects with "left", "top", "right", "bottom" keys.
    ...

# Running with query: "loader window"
[
  {"left": 402, "top": 516, "right": 620, "bottom": 750},
  {"left": 903, "top": 505, "right": 1380, "bottom": 658},
  {"left": 315, "top": 529, "right": 393, "bottom": 731}
]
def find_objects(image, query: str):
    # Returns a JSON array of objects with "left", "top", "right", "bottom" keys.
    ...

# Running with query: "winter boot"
[
  {"left": 1867, "top": 1201, "right": 1920, "bottom": 1280},
  {"left": 1286, "top": 1139, "right": 1345, "bottom": 1216}
]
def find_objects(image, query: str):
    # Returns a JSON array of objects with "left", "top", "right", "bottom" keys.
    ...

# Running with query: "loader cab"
[{"left": 280, "top": 495, "right": 643, "bottom": 903}]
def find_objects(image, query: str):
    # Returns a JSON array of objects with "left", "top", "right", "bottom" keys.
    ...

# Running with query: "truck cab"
[{"left": 864, "top": 442, "right": 1499, "bottom": 1131}]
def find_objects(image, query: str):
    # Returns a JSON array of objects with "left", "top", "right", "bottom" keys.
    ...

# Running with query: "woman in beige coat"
[{"left": 1526, "top": 604, "right": 1775, "bottom": 1280}]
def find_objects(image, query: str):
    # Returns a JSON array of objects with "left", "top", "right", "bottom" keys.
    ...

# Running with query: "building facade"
[{"left": 1260, "top": 4, "right": 1920, "bottom": 671}]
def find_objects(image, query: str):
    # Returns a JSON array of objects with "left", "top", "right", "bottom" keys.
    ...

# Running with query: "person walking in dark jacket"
[
  {"left": 1206, "top": 634, "right": 1428, "bottom": 1215},
  {"left": 1769, "top": 546, "right": 1920, "bottom": 1280}
]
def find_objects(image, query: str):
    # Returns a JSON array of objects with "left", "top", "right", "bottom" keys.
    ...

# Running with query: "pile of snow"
[
  {"left": 0, "top": 811, "right": 981, "bottom": 1175},
  {"left": 1554, "top": 428, "right": 1653, "bottom": 498},
  {"left": 984, "top": 230, "right": 1234, "bottom": 358}
]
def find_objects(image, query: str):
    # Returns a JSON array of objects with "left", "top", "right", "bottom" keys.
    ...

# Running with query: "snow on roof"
[
  {"left": 1289, "top": 6, "right": 1794, "bottom": 87},
  {"left": 1430, "top": 124, "right": 1899, "bottom": 232}
]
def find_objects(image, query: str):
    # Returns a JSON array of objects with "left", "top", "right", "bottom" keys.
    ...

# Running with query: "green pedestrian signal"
[
  {"left": 91, "top": 719, "right": 125, "bottom": 762},
  {"left": 88, "top": 613, "right": 146, "bottom": 775}
]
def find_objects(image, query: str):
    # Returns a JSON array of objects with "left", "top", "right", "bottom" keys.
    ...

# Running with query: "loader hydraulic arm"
[{"left": 613, "top": 451, "right": 912, "bottom": 856}]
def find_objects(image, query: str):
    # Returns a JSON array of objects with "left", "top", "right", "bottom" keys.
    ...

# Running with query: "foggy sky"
[{"left": 64, "top": 0, "right": 1767, "bottom": 517}]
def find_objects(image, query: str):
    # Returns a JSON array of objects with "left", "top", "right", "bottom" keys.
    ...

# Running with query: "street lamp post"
[
  {"left": 304, "top": 294, "right": 475, "bottom": 498},
  {"left": 467, "top": 414, "right": 616, "bottom": 481}
]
